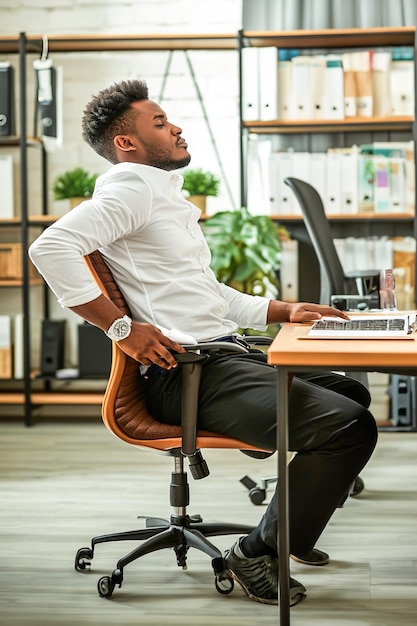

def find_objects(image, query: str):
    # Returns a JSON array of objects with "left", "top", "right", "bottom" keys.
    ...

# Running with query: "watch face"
[{"left": 113, "top": 320, "right": 130, "bottom": 338}]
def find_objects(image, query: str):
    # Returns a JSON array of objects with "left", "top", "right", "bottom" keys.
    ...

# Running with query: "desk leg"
[{"left": 277, "top": 366, "right": 290, "bottom": 625}]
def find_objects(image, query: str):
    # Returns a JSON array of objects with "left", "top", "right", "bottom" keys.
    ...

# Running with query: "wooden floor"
[{"left": 0, "top": 416, "right": 416, "bottom": 626}]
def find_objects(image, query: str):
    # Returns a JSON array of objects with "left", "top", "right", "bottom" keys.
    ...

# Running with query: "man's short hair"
[{"left": 81, "top": 79, "right": 149, "bottom": 163}]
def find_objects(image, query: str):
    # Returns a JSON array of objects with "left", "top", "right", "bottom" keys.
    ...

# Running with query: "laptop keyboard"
[{"left": 313, "top": 318, "right": 407, "bottom": 332}]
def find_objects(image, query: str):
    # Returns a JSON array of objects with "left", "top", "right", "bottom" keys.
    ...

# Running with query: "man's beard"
[{"left": 143, "top": 142, "right": 191, "bottom": 171}]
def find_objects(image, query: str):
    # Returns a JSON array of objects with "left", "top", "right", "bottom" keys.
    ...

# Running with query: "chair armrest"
[
  {"left": 175, "top": 342, "right": 249, "bottom": 458},
  {"left": 243, "top": 336, "right": 273, "bottom": 346}
]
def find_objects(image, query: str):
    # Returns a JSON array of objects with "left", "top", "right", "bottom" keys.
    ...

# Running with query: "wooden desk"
[{"left": 267, "top": 322, "right": 417, "bottom": 625}]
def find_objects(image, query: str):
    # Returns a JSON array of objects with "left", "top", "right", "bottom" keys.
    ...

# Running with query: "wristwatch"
[{"left": 105, "top": 315, "right": 132, "bottom": 341}]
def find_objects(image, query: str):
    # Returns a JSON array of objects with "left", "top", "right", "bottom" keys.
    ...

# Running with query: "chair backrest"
[
  {"left": 284, "top": 177, "right": 347, "bottom": 304},
  {"left": 84, "top": 250, "right": 268, "bottom": 454}
]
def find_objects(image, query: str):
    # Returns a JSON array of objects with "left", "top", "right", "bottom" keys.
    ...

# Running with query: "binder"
[
  {"left": 325, "top": 151, "right": 342, "bottom": 214},
  {"left": 341, "top": 148, "right": 359, "bottom": 214},
  {"left": 268, "top": 151, "right": 294, "bottom": 214},
  {"left": 310, "top": 55, "right": 326, "bottom": 119},
  {"left": 323, "top": 55, "right": 344, "bottom": 119},
  {"left": 371, "top": 51, "right": 391, "bottom": 117},
  {"left": 258, "top": 46, "right": 279, "bottom": 120},
  {"left": 309, "top": 152, "right": 327, "bottom": 202},
  {"left": 0, "top": 62, "right": 15, "bottom": 136},
  {"left": 278, "top": 50, "right": 293, "bottom": 120},
  {"left": 390, "top": 48, "right": 415, "bottom": 116},
  {"left": 0, "top": 154, "right": 14, "bottom": 218},
  {"left": 342, "top": 53, "right": 357, "bottom": 117},
  {"left": 241, "top": 47, "right": 260, "bottom": 120},
  {"left": 357, "top": 153, "right": 375, "bottom": 212},
  {"left": 373, "top": 155, "right": 391, "bottom": 213},
  {"left": 388, "top": 156, "right": 407, "bottom": 213},
  {"left": 291, "top": 153, "right": 310, "bottom": 214},
  {"left": 279, "top": 239, "right": 299, "bottom": 302},
  {"left": 246, "top": 136, "right": 272, "bottom": 214},
  {"left": 269, "top": 151, "right": 293, "bottom": 214},
  {"left": 291, "top": 55, "right": 312, "bottom": 119},
  {"left": 351, "top": 51, "right": 373, "bottom": 117}
]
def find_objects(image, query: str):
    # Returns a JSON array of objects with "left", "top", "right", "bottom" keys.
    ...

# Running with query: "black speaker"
[
  {"left": 0, "top": 62, "right": 15, "bottom": 136},
  {"left": 40, "top": 319, "right": 66, "bottom": 375},
  {"left": 78, "top": 322, "right": 111, "bottom": 378}
]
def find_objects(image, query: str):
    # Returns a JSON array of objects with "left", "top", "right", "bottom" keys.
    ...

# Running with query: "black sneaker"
[
  {"left": 224, "top": 539, "right": 306, "bottom": 606},
  {"left": 291, "top": 548, "right": 329, "bottom": 566}
]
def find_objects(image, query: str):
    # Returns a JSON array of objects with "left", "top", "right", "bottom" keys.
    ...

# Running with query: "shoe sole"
[
  {"left": 228, "top": 569, "right": 306, "bottom": 606},
  {"left": 290, "top": 553, "right": 329, "bottom": 566}
]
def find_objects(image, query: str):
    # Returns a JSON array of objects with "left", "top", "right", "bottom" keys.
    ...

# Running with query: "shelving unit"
[
  {"left": 0, "top": 31, "right": 238, "bottom": 425},
  {"left": 238, "top": 26, "right": 417, "bottom": 302}
]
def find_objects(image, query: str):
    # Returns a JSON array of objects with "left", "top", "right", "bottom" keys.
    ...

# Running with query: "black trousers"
[{"left": 145, "top": 352, "right": 378, "bottom": 556}]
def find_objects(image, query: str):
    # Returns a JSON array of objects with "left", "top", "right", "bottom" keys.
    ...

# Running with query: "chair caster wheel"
[
  {"left": 97, "top": 575, "right": 115, "bottom": 598},
  {"left": 75, "top": 547, "right": 93, "bottom": 571},
  {"left": 249, "top": 487, "right": 266, "bottom": 505},
  {"left": 215, "top": 572, "right": 234, "bottom": 595}
]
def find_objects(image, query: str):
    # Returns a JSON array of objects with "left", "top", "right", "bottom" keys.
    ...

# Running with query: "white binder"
[
  {"left": 291, "top": 55, "right": 312, "bottom": 119},
  {"left": 258, "top": 46, "right": 279, "bottom": 120},
  {"left": 280, "top": 239, "right": 299, "bottom": 302},
  {"left": 241, "top": 47, "right": 260, "bottom": 121},
  {"left": 278, "top": 58, "right": 293, "bottom": 119},
  {"left": 310, "top": 55, "right": 326, "bottom": 119},
  {"left": 323, "top": 55, "right": 345, "bottom": 119},
  {"left": 325, "top": 151, "right": 342, "bottom": 214},
  {"left": 341, "top": 148, "right": 359, "bottom": 214}
]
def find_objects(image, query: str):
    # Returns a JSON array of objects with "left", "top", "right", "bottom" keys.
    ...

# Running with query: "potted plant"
[
  {"left": 182, "top": 167, "right": 220, "bottom": 212},
  {"left": 202, "top": 206, "right": 289, "bottom": 336},
  {"left": 52, "top": 167, "right": 99, "bottom": 208}
]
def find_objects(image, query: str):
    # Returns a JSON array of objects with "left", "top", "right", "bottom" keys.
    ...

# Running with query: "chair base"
[{"left": 75, "top": 513, "right": 255, "bottom": 597}]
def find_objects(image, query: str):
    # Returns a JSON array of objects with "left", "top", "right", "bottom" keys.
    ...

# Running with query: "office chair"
[
  {"left": 74, "top": 250, "right": 272, "bottom": 599},
  {"left": 283, "top": 177, "right": 396, "bottom": 311}
]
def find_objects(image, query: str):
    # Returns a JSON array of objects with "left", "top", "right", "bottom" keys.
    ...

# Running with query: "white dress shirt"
[{"left": 29, "top": 162, "right": 270, "bottom": 341}]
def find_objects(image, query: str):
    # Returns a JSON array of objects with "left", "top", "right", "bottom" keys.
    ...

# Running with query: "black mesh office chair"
[{"left": 283, "top": 177, "right": 396, "bottom": 311}]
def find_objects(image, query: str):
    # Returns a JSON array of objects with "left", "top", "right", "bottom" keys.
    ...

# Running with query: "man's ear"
[{"left": 114, "top": 135, "right": 136, "bottom": 153}]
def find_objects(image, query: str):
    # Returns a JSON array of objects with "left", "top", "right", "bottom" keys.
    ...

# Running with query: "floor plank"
[{"left": 0, "top": 420, "right": 416, "bottom": 625}]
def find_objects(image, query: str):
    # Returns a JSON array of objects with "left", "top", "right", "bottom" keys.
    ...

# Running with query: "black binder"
[{"left": 0, "top": 62, "right": 15, "bottom": 136}]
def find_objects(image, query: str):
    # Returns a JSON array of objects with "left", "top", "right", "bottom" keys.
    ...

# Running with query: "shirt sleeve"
[
  {"left": 218, "top": 282, "right": 270, "bottom": 331},
  {"left": 29, "top": 168, "right": 152, "bottom": 308}
]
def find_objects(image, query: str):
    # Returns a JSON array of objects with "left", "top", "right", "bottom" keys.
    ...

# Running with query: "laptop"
[{"left": 307, "top": 314, "right": 417, "bottom": 339}]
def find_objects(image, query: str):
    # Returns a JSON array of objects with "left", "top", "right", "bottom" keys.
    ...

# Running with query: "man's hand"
[
  {"left": 286, "top": 302, "right": 350, "bottom": 323},
  {"left": 267, "top": 299, "right": 350, "bottom": 324},
  {"left": 118, "top": 322, "right": 186, "bottom": 369}
]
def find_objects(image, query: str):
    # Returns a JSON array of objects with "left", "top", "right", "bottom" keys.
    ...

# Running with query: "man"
[{"left": 29, "top": 79, "right": 378, "bottom": 607}]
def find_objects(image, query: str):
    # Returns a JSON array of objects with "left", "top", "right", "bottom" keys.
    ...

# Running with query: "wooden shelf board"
[
  {"left": 0, "top": 393, "right": 26, "bottom": 404},
  {"left": 0, "top": 279, "right": 44, "bottom": 287},
  {"left": 243, "top": 116, "right": 414, "bottom": 134},
  {"left": 31, "top": 392, "right": 104, "bottom": 405},
  {"left": 0, "top": 135, "right": 42, "bottom": 146},
  {"left": 242, "top": 26, "right": 415, "bottom": 49},
  {"left": 0, "top": 33, "right": 238, "bottom": 53},
  {"left": 273, "top": 212, "right": 414, "bottom": 222}
]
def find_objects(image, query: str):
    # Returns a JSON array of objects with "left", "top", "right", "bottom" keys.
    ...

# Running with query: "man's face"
[{"left": 118, "top": 99, "right": 191, "bottom": 170}]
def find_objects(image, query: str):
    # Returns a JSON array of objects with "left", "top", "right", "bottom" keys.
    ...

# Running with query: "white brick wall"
[
  {"left": 0, "top": 0, "right": 243, "bottom": 365},
  {"left": 1, "top": 0, "right": 243, "bottom": 215}
]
